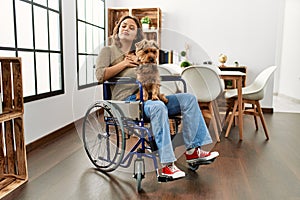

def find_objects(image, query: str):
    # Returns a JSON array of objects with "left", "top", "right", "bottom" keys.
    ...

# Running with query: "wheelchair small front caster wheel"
[
  {"left": 188, "top": 163, "right": 199, "bottom": 171},
  {"left": 133, "top": 159, "right": 145, "bottom": 193}
]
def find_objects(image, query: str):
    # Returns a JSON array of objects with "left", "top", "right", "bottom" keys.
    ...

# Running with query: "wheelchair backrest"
[{"left": 103, "top": 77, "right": 143, "bottom": 121}]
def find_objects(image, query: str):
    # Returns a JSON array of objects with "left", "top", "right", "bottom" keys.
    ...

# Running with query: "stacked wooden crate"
[{"left": 0, "top": 57, "right": 27, "bottom": 199}]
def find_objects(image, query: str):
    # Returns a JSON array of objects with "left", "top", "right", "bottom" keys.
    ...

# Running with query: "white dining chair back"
[
  {"left": 181, "top": 65, "right": 225, "bottom": 142},
  {"left": 243, "top": 65, "right": 277, "bottom": 100},
  {"left": 158, "top": 64, "right": 183, "bottom": 95},
  {"left": 225, "top": 66, "right": 277, "bottom": 100},
  {"left": 224, "top": 65, "right": 277, "bottom": 140},
  {"left": 181, "top": 65, "right": 224, "bottom": 102},
  {"left": 159, "top": 63, "right": 182, "bottom": 75}
]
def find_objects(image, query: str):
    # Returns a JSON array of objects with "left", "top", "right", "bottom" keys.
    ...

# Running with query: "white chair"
[
  {"left": 181, "top": 65, "right": 225, "bottom": 142},
  {"left": 159, "top": 63, "right": 182, "bottom": 75},
  {"left": 224, "top": 66, "right": 277, "bottom": 140},
  {"left": 158, "top": 64, "right": 183, "bottom": 95}
]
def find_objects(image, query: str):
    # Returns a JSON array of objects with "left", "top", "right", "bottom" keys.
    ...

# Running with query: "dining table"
[
  {"left": 218, "top": 71, "right": 246, "bottom": 140},
  {"left": 160, "top": 64, "right": 246, "bottom": 140}
]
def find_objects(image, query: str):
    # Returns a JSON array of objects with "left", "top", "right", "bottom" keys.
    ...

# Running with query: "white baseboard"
[{"left": 274, "top": 93, "right": 300, "bottom": 104}]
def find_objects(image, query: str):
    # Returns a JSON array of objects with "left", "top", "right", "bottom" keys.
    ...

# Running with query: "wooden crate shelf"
[
  {"left": 0, "top": 57, "right": 28, "bottom": 199},
  {"left": 0, "top": 111, "right": 23, "bottom": 123},
  {"left": 107, "top": 8, "right": 130, "bottom": 41},
  {"left": 107, "top": 7, "right": 162, "bottom": 46},
  {"left": 131, "top": 8, "right": 161, "bottom": 31}
]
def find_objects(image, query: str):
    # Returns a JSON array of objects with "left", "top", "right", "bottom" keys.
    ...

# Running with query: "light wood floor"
[{"left": 3, "top": 112, "right": 300, "bottom": 200}]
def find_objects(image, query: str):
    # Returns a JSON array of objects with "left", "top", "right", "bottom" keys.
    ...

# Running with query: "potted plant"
[
  {"left": 225, "top": 80, "right": 233, "bottom": 88},
  {"left": 180, "top": 60, "right": 192, "bottom": 68},
  {"left": 141, "top": 16, "right": 151, "bottom": 30},
  {"left": 180, "top": 51, "right": 187, "bottom": 58},
  {"left": 234, "top": 61, "right": 239, "bottom": 67}
]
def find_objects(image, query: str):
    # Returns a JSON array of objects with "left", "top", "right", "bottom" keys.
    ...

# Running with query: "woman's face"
[{"left": 118, "top": 18, "right": 138, "bottom": 42}]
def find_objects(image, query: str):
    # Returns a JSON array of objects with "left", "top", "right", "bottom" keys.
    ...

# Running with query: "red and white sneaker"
[
  {"left": 161, "top": 163, "right": 185, "bottom": 179},
  {"left": 185, "top": 147, "right": 219, "bottom": 164}
]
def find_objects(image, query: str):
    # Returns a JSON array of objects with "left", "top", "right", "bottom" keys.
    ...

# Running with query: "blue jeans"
[{"left": 125, "top": 93, "right": 212, "bottom": 164}]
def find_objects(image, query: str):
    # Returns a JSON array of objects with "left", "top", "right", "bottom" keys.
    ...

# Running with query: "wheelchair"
[{"left": 82, "top": 75, "right": 206, "bottom": 192}]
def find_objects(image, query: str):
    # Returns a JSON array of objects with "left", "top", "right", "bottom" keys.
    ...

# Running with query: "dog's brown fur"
[{"left": 135, "top": 39, "right": 168, "bottom": 103}]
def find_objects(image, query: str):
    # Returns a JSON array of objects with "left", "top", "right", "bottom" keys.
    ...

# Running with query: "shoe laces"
[
  {"left": 167, "top": 163, "right": 179, "bottom": 172},
  {"left": 197, "top": 148, "right": 210, "bottom": 158}
]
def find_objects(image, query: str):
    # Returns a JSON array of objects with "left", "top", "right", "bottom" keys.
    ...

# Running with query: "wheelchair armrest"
[
  {"left": 103, "top": 75, "right": 186, "bottom": 100},
  {"left": 105, "top": 77, "right": 138, "bottom": 84},
  {"left": 103, "top": 77, "right": 143, "bottom": 102},
  {"left": 160, "top": 75, "right": 187, "bottom": 93}
]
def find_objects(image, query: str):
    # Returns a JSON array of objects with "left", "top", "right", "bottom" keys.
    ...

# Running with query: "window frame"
[
  {"left": 76, "top": 0, "right": 106, "bottom": 90},
  {"left": 0, "top": 0, "right": 64, "bottom": 103}
]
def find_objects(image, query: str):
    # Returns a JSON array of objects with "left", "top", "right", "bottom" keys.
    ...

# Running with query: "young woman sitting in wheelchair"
[{"left": 95, "top": 15, "right": 219, "bottom": 179}]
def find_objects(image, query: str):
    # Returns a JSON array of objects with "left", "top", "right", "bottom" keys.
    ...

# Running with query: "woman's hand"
[
  {"left": 123, "top": 54, "right": 139, "bottom": 68},
  {"left": 103, "top": 54, "right": 139, "bottom": 81}
]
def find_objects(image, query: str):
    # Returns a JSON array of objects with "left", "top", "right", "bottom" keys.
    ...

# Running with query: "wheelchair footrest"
[
  {"left": 188, "top": 157, "right": 216, "bottom": 167},
  {"left": 187, "top": 158, "right": 217, "bottom": 171},
  {"left": 157, "top": 175, "right": 174, "bottom": 182},
  {"left": 193, "top": 157, "right": 217, "bottom": 165}
]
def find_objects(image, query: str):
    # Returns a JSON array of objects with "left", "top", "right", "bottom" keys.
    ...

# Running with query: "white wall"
[
  {"left": 108, "top": 0, "right": 285, "bottom": 107},
  {"left": 24, "top": 0, "right": 289, "bottom": 144},
  {"left": 278, "top": 0, "right": 300, "bottom": 100},
  {"left": 24, "top": 0, "right": 102, "bottom": 144}
]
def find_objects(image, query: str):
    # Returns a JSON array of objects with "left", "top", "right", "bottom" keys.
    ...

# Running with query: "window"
[
  {"left": 76, "top": 0, "right": 105, "bottom": 89},
  {"left": 0, "top": 0, "right": 64, "bottom": 103}
]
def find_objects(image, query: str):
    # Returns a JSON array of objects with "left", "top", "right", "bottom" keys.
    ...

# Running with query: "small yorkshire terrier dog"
[{"left": 135, "top": 39, "right": 168, "bottom": 103}]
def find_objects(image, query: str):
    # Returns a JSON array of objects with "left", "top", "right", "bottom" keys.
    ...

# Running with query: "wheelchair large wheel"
[{"left": 82, "top": 101, "right": 126, "bottom": 172}]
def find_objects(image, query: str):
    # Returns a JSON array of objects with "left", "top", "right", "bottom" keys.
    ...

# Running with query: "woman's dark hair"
[{"left": 112, "top": 15, "right": 145, "bottom": 53}]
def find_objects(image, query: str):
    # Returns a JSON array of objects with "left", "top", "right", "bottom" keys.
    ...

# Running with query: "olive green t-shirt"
[{"left": 95, "top": 45, "right": 138, "bottom": 100}]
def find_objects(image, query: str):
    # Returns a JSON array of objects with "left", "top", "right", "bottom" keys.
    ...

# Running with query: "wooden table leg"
[{"left": 237, "top": 77, "right": 243, "bottom": 140}]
